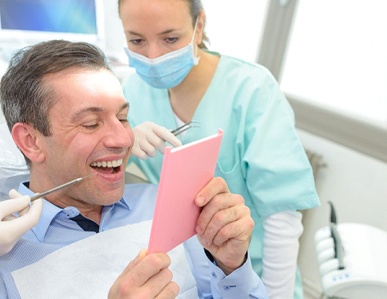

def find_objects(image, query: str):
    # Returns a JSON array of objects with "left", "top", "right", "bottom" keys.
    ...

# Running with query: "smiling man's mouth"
[{"left": 90, "top": 159, "right": 123, "bottom": 174}]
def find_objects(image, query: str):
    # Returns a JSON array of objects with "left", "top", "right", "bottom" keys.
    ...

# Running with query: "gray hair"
[{"left": 0, "top": 40, "right": 112, "bottom": 135}]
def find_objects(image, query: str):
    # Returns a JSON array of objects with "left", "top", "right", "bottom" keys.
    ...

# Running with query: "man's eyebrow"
[
  {"left": 71, "top": 107, "right": 104, "bottom": 121},
  {"left": 71, "top": 103, "right": 129, "bottom": 121},
  {"left": 120, "top": 102, "right": 130, "bottom": 112}
]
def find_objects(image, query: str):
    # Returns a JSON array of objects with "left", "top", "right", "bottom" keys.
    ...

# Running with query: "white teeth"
[{"left": 91, "top": 159, "right": 123, "bottom": 168}]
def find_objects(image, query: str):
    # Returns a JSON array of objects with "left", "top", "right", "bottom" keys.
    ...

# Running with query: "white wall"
[
  {"left": 202, "top": 0, "right": 268, "bottom": 62},
  {"left": 297, "top": 129, "right": 387, "bottom": 297},
  {"left": 101, "top": 0, "right": 126, "bottom": 62}
]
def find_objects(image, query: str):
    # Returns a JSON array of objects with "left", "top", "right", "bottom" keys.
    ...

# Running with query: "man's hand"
[
  {"left": 195, "top": 177, "right": 254, "bottom": 275},
  {"left": 132, "top": 122, "right": 182, "bottom": 160},
  {"left": 0, "top": 189, "right": 43, "bottom": 255},
  {"left": 108, "top": 249, "right": 179, "bottom": 298}
]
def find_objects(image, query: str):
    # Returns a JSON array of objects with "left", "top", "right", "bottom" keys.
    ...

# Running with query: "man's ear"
[{"left": 11, "top": 123, "right": 46, "bottom": 163}]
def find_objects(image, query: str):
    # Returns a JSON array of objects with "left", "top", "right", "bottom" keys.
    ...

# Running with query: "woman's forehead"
[{"left": 120, "top": 0, "right": 191, "bottom": 22}]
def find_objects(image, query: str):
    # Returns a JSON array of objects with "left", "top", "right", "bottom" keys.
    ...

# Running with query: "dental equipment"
[
  {"left": 30, "top": 173, "right": 97, "bottom": 201},
  {"left": 315, "top": 202, "right": 387, "bottom": 299},
  {"left": 328, "top": 202, "right": 345, "bottom": 270},
  {"left": 170, "top": 121, "right": 199, "bottom": 137}
]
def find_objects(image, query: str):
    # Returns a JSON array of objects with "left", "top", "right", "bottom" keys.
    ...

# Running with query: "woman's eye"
[
  {"left": 129, "top": 38, "right": 143, "bottom": 45},
  {"left": 165, "top": 37, "right": 178, "bottom": 44}
]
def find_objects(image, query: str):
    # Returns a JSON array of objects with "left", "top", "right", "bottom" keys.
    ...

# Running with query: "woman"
[{"left": 118, "top": 0, "right": 320, "bottom": 297}]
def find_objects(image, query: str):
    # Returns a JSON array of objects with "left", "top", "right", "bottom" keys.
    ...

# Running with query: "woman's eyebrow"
[{"left": 126, "top": 28, "right": 179, "bottom": 37}]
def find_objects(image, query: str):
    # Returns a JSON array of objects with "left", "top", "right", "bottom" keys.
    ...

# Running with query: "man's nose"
[{"left": 103, "top": 119, "right": 133, "bottom": 149}]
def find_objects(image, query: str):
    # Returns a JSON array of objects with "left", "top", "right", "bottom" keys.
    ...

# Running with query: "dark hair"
[
  {"left": 0, "top": 40, "right": 112, "bottom": 137},
  {"left": 118, "top": 0, "right": 209, "bottom": 48}
]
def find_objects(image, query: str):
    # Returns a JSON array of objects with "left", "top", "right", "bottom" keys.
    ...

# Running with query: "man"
[{"left": 0, "top": 40, "right": 268, "bottom": 298}]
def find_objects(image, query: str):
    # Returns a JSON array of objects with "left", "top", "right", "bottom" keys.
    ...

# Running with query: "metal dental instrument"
[
  {"left": 170, "top": 121, "right": 199, "bottom": 137},
  {"left": 30, "top": 173, "right": 97, "bottom": 201},
  {"left": 329, "top": 201, "right": 345, "bottom": 270}
]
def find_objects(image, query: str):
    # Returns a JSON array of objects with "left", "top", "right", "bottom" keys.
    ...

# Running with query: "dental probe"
[{"left": 30, "top": 173, "right": 97, "bottom": 201}]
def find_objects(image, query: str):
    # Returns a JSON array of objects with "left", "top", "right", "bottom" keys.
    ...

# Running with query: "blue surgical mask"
[{"left": 124, "top": 19, "right": 200, "bottom": 89}]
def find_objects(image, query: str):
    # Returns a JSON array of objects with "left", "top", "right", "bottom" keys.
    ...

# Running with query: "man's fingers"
[
  {"left": 199, "top": 204, "right": 241, "bottom": 244},
  {"left": 155, "top": 281, "right": 179, "bottom": 298},
  {"left": 144, "top": 268, "right": 178, "bottom": 298},
  {"left": 195, "top": 186, "right": 243, "bottom": 235},
  {"left": 196, "top": 196, "right": 249, "bottom": 246},
  {"left": 195, "top": 177, "right": 229, "bottom": 207},
  {"left": 109, "top": 252, "right": 177, "bottom": 298},
  {"left": 136, "top": 253, "right": 172, "bottom": 286},
  {"left": 213, "top": 210, "right": 254, "bottom": 247},
  {"left": 122, "top": 252, "right": 172, "bottom": 287},
  {"left": 123, "top": 249, "right": 147, "bottom": 273}
]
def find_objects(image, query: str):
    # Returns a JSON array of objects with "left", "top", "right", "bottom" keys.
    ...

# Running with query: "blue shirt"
[{"left": 0, "top": 182, "right": 268, "bottom": 299}]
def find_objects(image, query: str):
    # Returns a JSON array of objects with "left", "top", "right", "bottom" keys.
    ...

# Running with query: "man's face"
[{"left": 35, "top": 68, "right": 134, "bottom": 207}]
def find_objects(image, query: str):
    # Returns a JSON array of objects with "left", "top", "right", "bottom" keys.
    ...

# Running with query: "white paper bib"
[{"left": 12, "top": 220, "right": 198, "bottom": 298}]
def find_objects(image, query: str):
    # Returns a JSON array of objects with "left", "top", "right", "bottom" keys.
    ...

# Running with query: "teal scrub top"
[{"left": 123, "top": 53, "right": 320, "bottom": 296}]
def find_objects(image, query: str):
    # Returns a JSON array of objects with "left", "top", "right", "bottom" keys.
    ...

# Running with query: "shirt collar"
[
  {"left": 116, "top": 196, "right": 130, "bottom": 209},
  {"left": 18, "top": 182, "right": 63, "bottom": 242},
  {"left": 18, "top": 182, "right": 130, "bottom": 241}
]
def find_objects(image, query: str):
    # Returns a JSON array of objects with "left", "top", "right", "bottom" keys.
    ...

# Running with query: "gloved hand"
[
  {"left": 132, "top": 122, "right": 183, "bottom": 160},
  {"left": 0, "top": 189, "right": 43, "bottom": 256}
]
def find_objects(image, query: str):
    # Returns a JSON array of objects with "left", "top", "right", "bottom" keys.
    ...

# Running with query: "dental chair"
[{"left": 315, "top": 202, "right": 387, "bottom": 298}]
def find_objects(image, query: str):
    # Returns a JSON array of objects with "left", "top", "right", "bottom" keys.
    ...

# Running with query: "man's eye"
[
  {"left": 119, "top": 118, "right": 128, "bottom": 124},
  {"left": 83, "top": 123, "right": 99, "bottom": 129}
]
